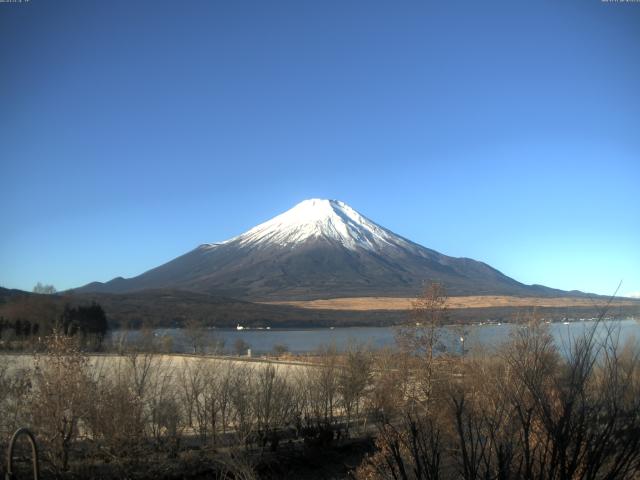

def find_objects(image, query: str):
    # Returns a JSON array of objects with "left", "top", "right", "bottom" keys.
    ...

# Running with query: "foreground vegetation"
[{"left": 1, "top": 285, "right": 639, "bottom": 479}]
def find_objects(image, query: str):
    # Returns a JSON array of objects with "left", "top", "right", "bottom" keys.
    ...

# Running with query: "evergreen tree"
[
  {"left": 60, "top": 302, "right": 108, "bottom": 347},
  {"left": 14, "top": 319, "right": 23, "bottom": 336}
]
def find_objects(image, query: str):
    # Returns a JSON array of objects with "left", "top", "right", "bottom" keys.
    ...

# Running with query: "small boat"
[
  {"left": 236, "top": 324, "right": 244, "bottom": 331},
  {"left": 563, "top": 321, "right": 570, "bottom": 325}
]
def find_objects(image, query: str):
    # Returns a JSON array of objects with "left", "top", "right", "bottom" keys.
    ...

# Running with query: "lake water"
[{"left": 109, "top": 318, "right": 640, "bottom": 356}]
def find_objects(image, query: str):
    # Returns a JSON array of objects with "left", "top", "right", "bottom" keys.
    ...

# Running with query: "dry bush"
[
  {"left": 29, "top": 332, "right": 94, "bottom": 473},
  {"left": 0, "top": 364, "right": 33, "bottom": 445},
  {"left": 83, "top": 364, "right": 146, "bottom": 459},
  {"left": 212, "top": 451, "right": 258, "bottom": 480},
  {"left": 356, "top": 416, "right": 443, "bottom": 480}
]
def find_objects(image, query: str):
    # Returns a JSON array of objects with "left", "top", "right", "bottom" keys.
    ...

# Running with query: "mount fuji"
[{"left": 78, "top": 199, "right": 569, "bottom": 300}]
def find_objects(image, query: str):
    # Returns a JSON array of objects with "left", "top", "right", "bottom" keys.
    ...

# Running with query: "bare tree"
[
  {"left": 183, "top": 318, "right": 206, "bottom": 354},
  {"left": 229, "top": 364, "right": 256, "bottom": 447},
  {"left": 366, "top": 347, "right": 413, "bottom": 424},
  {"left": 252, "top": 364, "right": 296, "bottom": 452},
  {"left": 303, "top": 345, "right": 340, "bottom": 429},
  {"left": 273, "top": 343, "right": 289, "bottom": 356},
  {"left": 144, "top": 357, "right": 181, "bottom": 451},
  {"left": 33, "top": 282, "right": 57, "bottom": 294},
  {"left": 126, "top": 349, "right": 158, "bottom": 399},
  {"left": 215, "top": 361, "right": 236, "bottom": 438},
  {"left": 179, "top": 359, "right": 206, "bottom": 435},
  {"left": 338, "top": 343, "right": 372, "bottom": 436},
  {"left": 396, "top": 282, "right": 448, "bottom": 408}
]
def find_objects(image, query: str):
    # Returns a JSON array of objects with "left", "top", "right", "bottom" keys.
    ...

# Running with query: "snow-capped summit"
[{"left": 224, "top": 199, "right": 408, "bottom": 251}]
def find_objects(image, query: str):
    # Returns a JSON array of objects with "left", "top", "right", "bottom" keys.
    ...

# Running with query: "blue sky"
[{"left": 1, "top": 0, "right": 638, "bottom": 297}]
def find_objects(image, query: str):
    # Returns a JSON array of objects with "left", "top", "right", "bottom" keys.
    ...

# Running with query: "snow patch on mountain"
[{"left": 214, "top": 199, "right": 413, "bottom": 251}]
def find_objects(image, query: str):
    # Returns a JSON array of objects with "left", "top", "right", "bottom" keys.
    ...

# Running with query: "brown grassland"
[{"left": 263, "top": 295, "right": 640, "bottom": 311}]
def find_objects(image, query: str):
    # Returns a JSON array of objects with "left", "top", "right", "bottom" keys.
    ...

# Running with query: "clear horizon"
[{"left": 1, "top": 1, "right": 639, "bottom": 297}]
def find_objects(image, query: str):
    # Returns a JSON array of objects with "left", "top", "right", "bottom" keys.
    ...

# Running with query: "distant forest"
[
  {"left": 0, "top": 287, "right": 638, "bottom": 340},
  {"left": 0, "top": 288, "right": 108, "bottom": 348}
]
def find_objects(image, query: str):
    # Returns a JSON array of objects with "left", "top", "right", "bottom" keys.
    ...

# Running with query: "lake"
[{"left": 108, "top": 318, "right": 640, "bottom": 356}]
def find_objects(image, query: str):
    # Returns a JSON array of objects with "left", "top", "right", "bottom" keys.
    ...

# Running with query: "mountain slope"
[{"left": 77, "top": 199, "right": 573, "bottom": 300}]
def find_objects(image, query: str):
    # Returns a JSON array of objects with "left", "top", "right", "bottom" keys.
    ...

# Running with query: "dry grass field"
[
  {"left": 263, "top": 295, "right": 640, "bottom": 311},
  {"left": 0, "top": 353, "right": 315, "bottom": 379}
]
